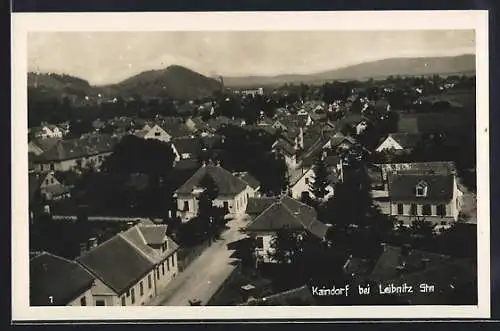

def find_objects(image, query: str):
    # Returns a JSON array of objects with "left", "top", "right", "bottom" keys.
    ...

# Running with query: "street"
[{"left": 147, "top": 215, "right": 249, "bottom": 306}]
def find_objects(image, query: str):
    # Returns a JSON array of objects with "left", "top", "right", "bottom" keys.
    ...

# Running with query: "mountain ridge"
[{"left": 27, "top": 54, "right": 475, "bottom": 98}]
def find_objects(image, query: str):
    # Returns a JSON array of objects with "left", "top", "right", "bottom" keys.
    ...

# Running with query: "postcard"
[{"left": 11, "top": 10, "right": 490, "bottom": 321}]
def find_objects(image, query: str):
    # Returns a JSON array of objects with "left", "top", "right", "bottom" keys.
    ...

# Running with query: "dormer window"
[{"left": 415, "top": 181, "right": 428, "bottom": 197}]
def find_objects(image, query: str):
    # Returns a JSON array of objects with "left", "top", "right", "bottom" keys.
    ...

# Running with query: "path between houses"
[{"left": 147, "top": 216, "right": 249, "bottom": 306}]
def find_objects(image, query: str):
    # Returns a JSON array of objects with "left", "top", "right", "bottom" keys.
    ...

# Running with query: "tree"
[
  {"left": 268, "top": 226, "right": 301, "bottom": 265},
  {"left": 309, "top": 155, "right": 330, "bottom": 201}
]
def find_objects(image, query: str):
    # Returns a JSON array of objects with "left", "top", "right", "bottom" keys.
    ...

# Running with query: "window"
[
  {"left": 121, "top": 296, "right": 126, "bottom": 306},
  {"left": 80, "top": 296, "right": 87, "bottom": 306},
  {"left": 171, "top": 255, "right": 175, "bottom": 267},
  {"left": 156, "top": 268, "right": 160, "bottom": 280},
  {"left": 131, "top": 289, "right": 135, "bottom": 304},
  {"left": 154, "top": 132, "right": 161, "bottom": 137},
  {"left": 166, "top": 258, "right": 170, "bottom": 271},
  {"left": 140, "top": 281, "right": 144, "bottom": 296},
  {"left": 437, "top": 204, "right": 446, "bottom": 217},
  {"left": 397, "top": 204, "right": 404, "bottom": 215},
  {"left": 422, "top": 204, "right": 432, "bottom": 216},
  {"left": 162, "top": 263, "right": 165, "bottom": 275},
  {"left": 50, "top": 163, "right": 55, "bottom": 170},
  {"left": 126, "top": 289, "right": 130, "bottom": 297},
  {"left": 410, "top": 204, "right": 417, "bottom": 215},
  {"left": 223, "top": 201, "right": 229, "bottom": 211},
  {"left": 255, "top": 236, "right": 264, "bottom": 249},
  {"left": 183, "top": 201, "right": 189, "bottom": 212},
  {"left": 305, "top": 178, "right": 310, "bottom": 185},
  {"left": 148, "top": 274, "right": 152, "bottom": 289},
  {"left": 96, "top": 300, "right": 105, "bottom": 306},
  {"left": 415, "top": 181, "right": 428, "bottom": 197}
]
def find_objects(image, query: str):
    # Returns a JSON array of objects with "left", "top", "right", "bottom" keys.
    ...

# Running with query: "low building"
[
  {"left": 77, "top": 224, "right": 179, "bottom": 306},
  {"left": 174, "top": 163, "right": 252, "bottom": 222},
  {"left": 233, "top": 172, "right": 261, "bottom": 198},
  {"left": 244, "top": 196, "right": 329, "bottom": 263},
  {"left": 30, "top": 252, "right": 96, "bottom": 306},
  {"left": 37, "top": 171, "right": 72, "bottom": 201},
  {"left": 34, "top": 134, "right": 119, "bottom": 172},
  {"left": 290, "top": 153, "right": 340, "bottom": 200},
  {"left": 171, "top": 136, "right": 203, "bottom": 161},
  {"left": 28, "top": 137, "right": 61, "bottom": 156},
  {"left": 387, "top": 171, "right": 463, "bottom": 225}
]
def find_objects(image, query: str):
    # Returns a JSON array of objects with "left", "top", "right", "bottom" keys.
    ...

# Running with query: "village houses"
[
  {"left": 243, "top": 196, "right": 330, "bottom": 263},
  {"left": 33, "top": 134, "right": 119, "bottom": 172},
  {"left": 76, "top": 223, "right": 179, "bottom": 306},
  {"left": 30, "top": 124, "right": 64, "bottom": 139},
  {"left": 30, "top": 252, "right": 96, "bottom": 306},
  {"left": 372, "top": 162, "right": 464, "bottom": 225},
  {"left": 174, "top": 162, "right": 256, "bottom": 222}
]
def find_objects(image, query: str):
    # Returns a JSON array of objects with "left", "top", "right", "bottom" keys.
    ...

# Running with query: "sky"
[{"left": 28, "top": 30, "right": 475, "bottom": 86}]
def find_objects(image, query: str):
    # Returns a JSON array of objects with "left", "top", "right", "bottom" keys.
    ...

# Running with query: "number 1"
[{"left": 49, "top": 296, "right": 53, "bottom": 304}]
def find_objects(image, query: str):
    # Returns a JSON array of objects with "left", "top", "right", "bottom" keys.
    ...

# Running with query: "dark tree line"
[{"left": 215, "top": 125, "right": 289, "bottom": 195}]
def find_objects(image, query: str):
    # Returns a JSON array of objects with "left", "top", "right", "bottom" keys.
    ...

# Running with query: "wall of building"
[
  {"left": 120, "top": 270, "right": 157, "bottom": 306},
  {"left": 144, "top": 125, "right": 172, "bottom": 142},
  {"left": 177, "top": 189, "right": 248, "bottom": 222},
  {"left": 253, "top": 233, "right": 275, "bottom": 263},
  {"left": 390, "top": 202, "right": 455, "bottom": 225},
  {"left": 155, "top": 253, "right": 179, "bottom": 290},
  {"left": 67, "top": 287, "right": 94, "bottom": 306},
  {"left": 375, "top": 136, "right": 402, "bottom": 152}
]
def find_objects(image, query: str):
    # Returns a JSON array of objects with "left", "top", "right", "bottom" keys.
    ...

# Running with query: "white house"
[
  {"left": 38, "top": 171, "right": 71, "bottom": 201},
  {"left": 387, "top": 171, "right": 463, "bottom": 225},
  {"left": 244, "top": 196, "right": 329, "bottom": 263},
  {"left": 77, "top": 224, "right": 179, "bottom": 306},
  {"left": 375, "top": 133, "right": 423, "bottom": 153},
  {"left": 30, "top": 252, "right": 96, "bottom": 306},
  {"left": 174, "top": 163, "right": 252, "bottom": 222},
  {"left": 136, "top": 124, "right": 172, "bottom": 143},
  {"left": 32, "top": 125, "right": 64, "bottom": 139}
]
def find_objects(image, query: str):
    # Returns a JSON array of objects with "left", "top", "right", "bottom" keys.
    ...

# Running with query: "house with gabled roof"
[
  {"left": 243, "top": 196, "right": 330, "bottom": 263},
  {"left": 272, "top": 139, "right": 299, "bottom": 170},
  {"left": 375, "top": 133, "right": 423, "bottom": 153},
  {"left": 233, "top": 171, "right": 261, "bottom": 197},
  {"left": 37, "top": 171, "right": 72, "bottom": 201},
  {"left": 174, "top": 162, "right": 253, "bottom": 222},
  {"left": 171, "top": 136, "right": 203, "bottom": 161},
  {"left": 30, "top": 252, "right": 96, "bottom": 306},
  {"left": 28, "top": 137, "right": 61, "bottom": 156},
  {"left": 77, "top": 224, "right": 179, "bottom": 306},
  {"left": 387, "top": 171, "right": 463, "bottom": 225},
  {"left": 34, "top": 134, "right": 119, "bottom": 172},
  {"left": 290, "top": 152, "right": 340, "bottom": 201}
]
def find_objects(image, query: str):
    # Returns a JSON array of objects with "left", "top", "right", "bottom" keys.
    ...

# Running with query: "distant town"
[{"left": 28, "top": 61, "right": 477, "bottom": 307}]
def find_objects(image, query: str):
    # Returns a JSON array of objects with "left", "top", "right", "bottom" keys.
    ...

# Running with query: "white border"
[{"left": 11, "top": 11, "right": 490, "bottom": 321}]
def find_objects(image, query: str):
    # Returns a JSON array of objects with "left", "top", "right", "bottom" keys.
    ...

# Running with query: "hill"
[
  {"left": 109, "top": 65, "right": 223, "bottom": 100},
  {"left": 27, "top": 72, "right": 95, "bottom": 98},
  {"left": 223, "top": 54, "right": 476, "bottom": 87}
]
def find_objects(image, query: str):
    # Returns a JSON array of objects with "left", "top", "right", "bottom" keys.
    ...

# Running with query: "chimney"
[
  {"left": 88, "top": 237, "right": 98, "bottom": 249},
  {"left": 79, "top": 242, "right": 88, "bottom": 256}
]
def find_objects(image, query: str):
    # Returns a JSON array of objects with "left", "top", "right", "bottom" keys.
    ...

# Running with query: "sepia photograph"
[{"left": 12, "top": 11, "right": 489, "bottom": 321}]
